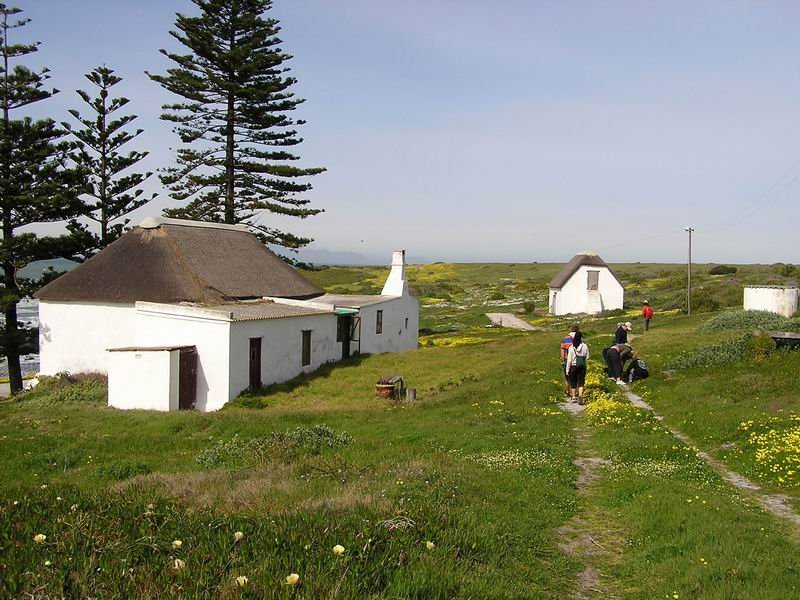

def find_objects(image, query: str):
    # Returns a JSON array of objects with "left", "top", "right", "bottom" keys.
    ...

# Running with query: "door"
[
  {"left": 178, "top": 347, "right": 197, "bottom": 410},
  {"left": 338, "top": 315, "right": 352, "bottom": 359},
  {"left": 249, "top": 338, "right": 262, "bottom": 390},
  {"left": 587, "top": 270, "right": 599, "bottom": 291}
]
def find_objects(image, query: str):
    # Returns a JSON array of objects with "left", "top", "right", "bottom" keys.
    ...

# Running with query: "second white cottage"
[{"left": 36, "top": 216, "right": 419, "bottom": 411}]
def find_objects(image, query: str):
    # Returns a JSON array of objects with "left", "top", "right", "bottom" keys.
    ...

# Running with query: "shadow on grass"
[{"left": 230, "top": 354, "right": 370, "bottom": 408}]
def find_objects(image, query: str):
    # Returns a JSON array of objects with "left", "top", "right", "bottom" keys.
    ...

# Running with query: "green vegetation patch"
[
  {"left": 698, "top": 309, "right": 800, "bottom": 333},
  {"left": 196, "top": 425, "right": 353, "bottom": 469}
]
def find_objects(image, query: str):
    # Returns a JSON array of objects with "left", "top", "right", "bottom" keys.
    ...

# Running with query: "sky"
[{"left": 15, "top": 0, "right": 800, "bottom": 264}]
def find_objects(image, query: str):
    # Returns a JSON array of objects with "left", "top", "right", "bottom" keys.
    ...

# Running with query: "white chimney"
[{"left": 381, "top": 250, "right": 408, "bottom": 297}]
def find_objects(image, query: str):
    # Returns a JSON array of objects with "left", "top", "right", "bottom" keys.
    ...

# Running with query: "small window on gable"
[
  {"left": 376, "top": 310, "right": 383, "bottom": 334},
  {"left": 301, "top": 330, "right": 312, "bottom": 366},
  {"left": 587, "top": 270, "right": 599, "bottom": 291}
]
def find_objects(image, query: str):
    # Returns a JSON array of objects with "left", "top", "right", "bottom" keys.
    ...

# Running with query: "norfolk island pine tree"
[
  {"left": 0, "top": 4, "right": 85, "bottom": 393},
  {"left": 148, "top": 0, "right": 325, "bottom": 252}
]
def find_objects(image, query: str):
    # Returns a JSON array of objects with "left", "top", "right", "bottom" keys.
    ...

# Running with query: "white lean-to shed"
[
  {"left": 36, "top": 217, "right": 419, "bottom": 412},
  {"left": 743, "top": 286, "right": 799, "bottom": 318},
  {"left": 548, "top": 251, "right": 624, "bottom": 315}
]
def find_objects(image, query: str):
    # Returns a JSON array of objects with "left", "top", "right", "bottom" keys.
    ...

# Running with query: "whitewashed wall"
[
  {"left": 38, "top": 301, "right": 137, "bottom": 375},
  {"left": 229, "top": 314, "right": 338, "bottom": 399},
  {"left": 133, "top": 304, "right": 231, "bottom": 412},
  {"left": 358, "top": 297, "right": 419, "bottom": 354},
  {"left": 549, "top": 266, "right": 624, "bottom": 315},
  {"left": 108, "top": 349, "right": 179, "bottom": 411},
  {"left": 744, "top": 287, "right": 799, "bottom": 318}
]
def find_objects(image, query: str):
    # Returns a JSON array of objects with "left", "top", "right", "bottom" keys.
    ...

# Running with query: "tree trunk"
[{"left": 0, "top": 10, "right": 22, "bottom": 394}]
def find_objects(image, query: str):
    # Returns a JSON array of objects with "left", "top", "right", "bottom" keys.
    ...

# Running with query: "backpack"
[
  {"left": 627, "top": 359, "right": 649, "bottom": 382},
  {"left": 574, "top": 344, "right": 587, "bottom": 368}
]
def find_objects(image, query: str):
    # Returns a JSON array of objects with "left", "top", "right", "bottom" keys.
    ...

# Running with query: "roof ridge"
[{"left": 139, "top": 216, "right": 250, "bottom": 233}]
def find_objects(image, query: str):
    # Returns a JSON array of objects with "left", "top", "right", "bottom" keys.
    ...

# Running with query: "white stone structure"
[
  {"left": 548, "top": 251, "right": 624, "bottom": 315},
  {"left": 36, "top": 217, "right": 419, "bottom": 412},
  {"left": 743, "top": 286, "right": 799, "bottom": 318}
]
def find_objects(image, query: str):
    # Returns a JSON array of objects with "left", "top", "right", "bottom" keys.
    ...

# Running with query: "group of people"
[{"left": 560, "top": 306, "right": 653, "bottom": 404}]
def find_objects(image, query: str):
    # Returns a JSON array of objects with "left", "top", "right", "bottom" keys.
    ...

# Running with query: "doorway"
[
  {"left": 249, "top": 337, "right": 262, "bottom": 390},
  {"left": 338, "top": 315, "right": 353, "bottom": 359},
  {"left": 178, "top": 347, "right": 197, "bottom": 410}
]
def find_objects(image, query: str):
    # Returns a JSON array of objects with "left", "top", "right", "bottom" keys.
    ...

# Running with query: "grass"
[{"left": 1, "top": 262, "right": 800, "bottom": 597}]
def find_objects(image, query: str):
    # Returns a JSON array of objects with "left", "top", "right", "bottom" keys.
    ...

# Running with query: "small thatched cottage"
[
  {"left": 548, "top": 251, "right": 624, "bottom": 315},
  {"left": 36, "top": 217, "right": 418, "bottom": 412}
]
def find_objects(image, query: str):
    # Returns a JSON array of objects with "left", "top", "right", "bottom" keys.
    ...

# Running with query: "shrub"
[
  {"left": 709, "top": 264, "right": 737, "bottom": 275},
  {"left": 698, "top": 310, "right": 800, "bottom": 333},
  {"left": 747, "top": 333, "right": 777, "bottom": 362},
  {"left": 686, "top": 289, "right": 721, "bottom": 313},
  {"left": 196, "top": 425, "right": 353, "bottom": 469},
  {"left": 521, "top": 301, "right": 536, "bottom": 315},
  {"left": 16, "top": 374, "right": 107, "bottom": 406},
  {"left": 666, "top": 335, "right": 750, "bottom": 370}
]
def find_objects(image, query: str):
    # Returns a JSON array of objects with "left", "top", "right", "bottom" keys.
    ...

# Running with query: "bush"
[
  {"left": 196, "top": 425, "right": 353, "bottom": 469},
  {"left": 666, "top": 335, "right": 750, "bottom": 370},
  {"left": 747, "top": 333, "right": 777, "bottom": 362},
  {"left": 16, "top": 374, "right": 107, "bottom": 406},
  {"left": 698, "top": 310, "right": 800, "bottom": 333},
  {"left": 521, "top": 301, "right": 536, "bottom": 315},
  {"left": 686, "top": 289, "right": 721, "bottom": 313},
  {"left": 709, "top": 265, "right": 737, "bottom": 275}
]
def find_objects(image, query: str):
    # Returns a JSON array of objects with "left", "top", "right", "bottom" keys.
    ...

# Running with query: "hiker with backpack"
[
  {"left": 559, "top": 324, "right": 579, "bottom": 397},
  {"left": 565, "top": 331, "right": 589, "bottom": 404}
]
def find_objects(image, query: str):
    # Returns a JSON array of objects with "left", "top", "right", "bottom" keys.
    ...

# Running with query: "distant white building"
[
  {"left": 548, "top": 251, "right": 624, "bottom": 315},
  {"left": 743, "top": 286, "right": 798, "bottom": 318},
  {"left": 36, "top": 217, "right": 418, "bottom": 412}
]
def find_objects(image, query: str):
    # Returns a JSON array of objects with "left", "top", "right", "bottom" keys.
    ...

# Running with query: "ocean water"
[{"left": 0, "top": 298, "right": 40, "bottom": 376}]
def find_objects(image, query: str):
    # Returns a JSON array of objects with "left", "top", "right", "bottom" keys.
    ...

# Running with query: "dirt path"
[
  {"left": 557, "top": 400, "right": 621, "bottom": 599},
  {"left": 622, "top": 387, "right": 800, "bottom": 531},
  {"left": 485, "top": 313, "right": 542, "bottom": 331}
]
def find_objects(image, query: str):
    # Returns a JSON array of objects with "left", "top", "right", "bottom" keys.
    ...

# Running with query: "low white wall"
[
  {"left": 359, "top": 297, "right": 419, "bottom": 354},
  {"left": 550, "top": 266, "right": 624, "bottom": 315},
  {"left": 744, "top": 287, "right": 799, "bottom": 318},
  {"left": 39, "top": 301, "right": 137, "bottom": 375},
  {"left": 133, "top": 306, "right": 231, "bottom": 412},
  {"left": 108, "top": 349, "right": 178, "bottom": 411},
  {"left": 229, "top": 313, "right": 339, "bottom": 399}
]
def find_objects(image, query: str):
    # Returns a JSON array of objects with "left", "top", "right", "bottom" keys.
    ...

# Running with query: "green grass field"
[{"left": 1, "top": 263, "right": 799, "bottom": 598}]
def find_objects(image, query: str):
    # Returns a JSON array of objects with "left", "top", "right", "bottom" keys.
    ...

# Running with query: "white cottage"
[
  {"left": 548, "top": 251, "right": 624, "bottom": 315},
  {"left": 36, "top": 217, "right": 418, "bottom": 411}
]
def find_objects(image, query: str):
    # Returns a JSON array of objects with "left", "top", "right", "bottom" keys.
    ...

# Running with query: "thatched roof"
[
  {"left": 36, "top": 217, "right": 324, "bottom": 303},
  {"left": 548, "top": 251, "right": 621, "bottom": 289}
]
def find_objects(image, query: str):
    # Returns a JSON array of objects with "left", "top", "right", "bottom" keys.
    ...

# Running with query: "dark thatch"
[
  {"left": 36, "top": 218, "right": 324, "bottom": 303},
  {"left": 548, "top": 252, "right": 622, "bottom": 289}
]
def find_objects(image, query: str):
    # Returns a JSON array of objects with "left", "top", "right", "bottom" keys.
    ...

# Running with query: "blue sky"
[{"left": 18, "top": 1, "right": 800, "bottom": 263}]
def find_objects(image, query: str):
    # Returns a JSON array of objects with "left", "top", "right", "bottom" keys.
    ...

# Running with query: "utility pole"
[{"left": 685, "top": 226, "right": 694, "bottom": 315}]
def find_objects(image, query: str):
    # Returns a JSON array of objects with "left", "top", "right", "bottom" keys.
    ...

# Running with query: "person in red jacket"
[{"left": 642, "top": 301, "right": 654, "bottom": 331}]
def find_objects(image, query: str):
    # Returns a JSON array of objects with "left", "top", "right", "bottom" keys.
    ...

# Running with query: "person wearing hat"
[
  {"left": 614, "top": 321, "right": 632, "bottom": 344},
  {"left": 642, "top": 301, "right": 654, "bottom": 332}
]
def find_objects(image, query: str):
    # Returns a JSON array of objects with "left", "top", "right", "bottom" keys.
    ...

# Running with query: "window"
[
  {"left": 376, "top": 310, "right": 383, "bottom": 334},
  {"left": 405, "top": 317, "right": 408, "bottom": 330},
  {"left": 587, "top": 270, "right": 599, "bottom": 291},
  {"left": 301, "top": 330, "right": 312, "bottom": 366}
]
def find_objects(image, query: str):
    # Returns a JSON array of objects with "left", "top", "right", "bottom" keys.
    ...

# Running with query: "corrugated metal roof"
[
  {"left": 313, "top": 294, "right": 395, "bottom": 308},
  {"left": 200, "top": 301, "right": 332, "bottom": 322}
]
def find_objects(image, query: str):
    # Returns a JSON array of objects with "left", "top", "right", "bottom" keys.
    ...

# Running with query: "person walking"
[
  {"left": 642, "top": 301, "right": 654, "bottom": 332},
  {"left": 566, "top": 331, "right": 589, "bottom": 404},
  {"left": 559, "top": 325, "right": 579, "bottom": 397}
]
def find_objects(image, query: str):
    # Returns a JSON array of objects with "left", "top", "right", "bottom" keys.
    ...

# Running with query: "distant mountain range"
[{"left": 295, "top": 248, "right": 429, "bottom": 266}]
